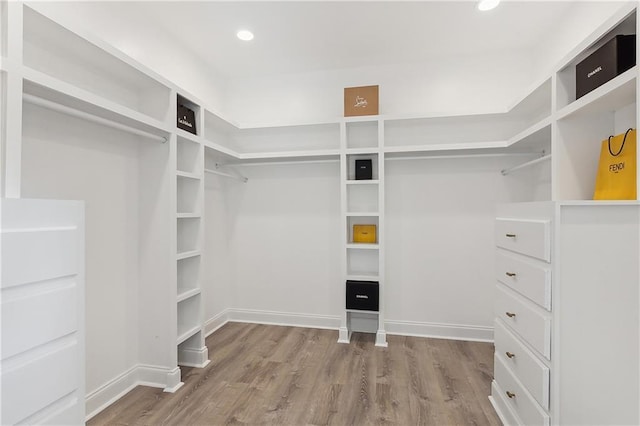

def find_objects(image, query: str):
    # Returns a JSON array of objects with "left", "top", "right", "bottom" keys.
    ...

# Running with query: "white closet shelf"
[
  {"left": 556, "top": 68, "right": 636, "bottom": 121},
  {"left": 557, "top": 200, "right": 640, "bottom": 207},
  {"left": 203, "top": 141, "right": 242, "bottom": 163},
  {"left": 346, "top": 212, "right": 379, "bottom": 217},
  {"left": 22, "top": 70, "right": 170, "bottom": 137},
  {"left": 346, "top": 147, "right": 381, "bottom": 155},
  {"left": 342, "top": 115, "right": 381, "bottom": 123},
  {"left": 177, "top": 213, "right": 201, "bottom": 219},
  {"left": 176, "top": 171, "right": 202, "bottom": 180},
  {"left": 176, "top": 128, "right": 204, "bottom": 143},
  {"left": 237, "top": 149, "right": 340, "bottom": 163},
  {"left": 177, "top": 288, "right": 201, "bottom": 303},
  {"left": 346, "top": 309, "right": 380, "bottom": 314},
  {"left": 347, "top": 274, "right": 380, "bottom": 282},
  {"left": 176, "top": 250, "right": 201, "bottom": 261},
  {"left": 347, "top": 243, "right": 380, "bottom": 250},
  {"left": 346, "top": 180, "right": 380, "bottom": 185},
  {"left": 383, "top": 141, "right": 507, "bottom": 156},
  {"left": 177, "top": 325, "right": 201, "bottom": 345},
  {"left": 506, "top": 118, "right": 552, "bottom": 150}
]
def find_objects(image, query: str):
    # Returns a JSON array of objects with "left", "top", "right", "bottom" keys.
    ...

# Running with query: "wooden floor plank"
[{"left": 88, "top": 323, "right": 500, "bottom": 426}]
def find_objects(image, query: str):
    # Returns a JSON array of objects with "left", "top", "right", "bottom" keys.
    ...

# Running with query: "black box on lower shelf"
[
  {"left": 355, "top": 159, "right": 373, "bottom": 180},
  {"left": 177, "top": 104, "right": 197, "bottom": 135},
  {"left": 346, "top": 280, "right": 379, "bottom": 311},
  {"left": 576, "top": 34, "right": 636, "bottom": 99}
]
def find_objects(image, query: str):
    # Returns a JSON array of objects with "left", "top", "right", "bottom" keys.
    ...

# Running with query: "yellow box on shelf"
[{"left": 353, "top": 224, "right": 377, "bottom": 243}]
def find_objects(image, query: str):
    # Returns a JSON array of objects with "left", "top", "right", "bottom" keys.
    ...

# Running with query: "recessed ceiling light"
[
  {"left": 477, "top": 0, "right": 500, "bottom": 11},
  {"left": 237, "top": 30, "right": 254, "bottom": 41}
]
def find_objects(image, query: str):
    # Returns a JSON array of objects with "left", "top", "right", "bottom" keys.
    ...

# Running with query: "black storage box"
[
  {"left": 346, "top": 280, "right": 379, "bottom": 311},
  {"left": 576, "top": 34, "right": 636, "bottom": 99},
  {"left": 177, "top": 104, "right": 197, "bottom": 135},
  {"left": 355, "top": 159, "right": 373, "bottom": 180}
]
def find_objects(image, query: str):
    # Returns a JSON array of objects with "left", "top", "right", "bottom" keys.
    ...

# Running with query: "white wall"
[
  {"left": 226, "top": 50, "right": 534, "bottom": 127},
  {"left": 200, "top": 155, "right": 543, "bottom": 335},
  {"left": 222, "top": 162, "right": 342, "bottom": 318},
  {"left": 20, "top": 103, "right": 142, "bottom": 394},
  {"left": 385, "top": 156, "right": 542, "bottom": 331},
  {"left": 203, "top": 173, "right": 236, "bottom": 324}
]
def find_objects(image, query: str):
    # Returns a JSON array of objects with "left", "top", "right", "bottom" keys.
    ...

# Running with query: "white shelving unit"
[
  {"left": 338, "top": 118, "right": 387, "bottom": 346},
  {"left": 174, "top": 92, "right": 209, "bottom": 369},
  {"left": 489, "top": 5, "right": 640, "bottom": 426}
]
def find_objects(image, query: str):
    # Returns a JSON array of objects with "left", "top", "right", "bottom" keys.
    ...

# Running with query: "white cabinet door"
[{"left": 1, "top": 198, "right": 85, "bottom": 425}]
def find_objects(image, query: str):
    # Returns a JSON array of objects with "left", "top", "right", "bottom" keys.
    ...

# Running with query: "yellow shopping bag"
[{"left": 593, "top": 128, "right": 637, "bottom": 200}]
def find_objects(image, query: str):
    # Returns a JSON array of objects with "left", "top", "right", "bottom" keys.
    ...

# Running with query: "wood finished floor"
[{"left": 89, "top": 323, "right": 500, "bottom": 425}]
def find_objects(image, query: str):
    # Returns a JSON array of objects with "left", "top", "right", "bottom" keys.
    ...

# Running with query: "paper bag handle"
[{"left": 608, "top": 128, "right": 634, "bottom": 157}]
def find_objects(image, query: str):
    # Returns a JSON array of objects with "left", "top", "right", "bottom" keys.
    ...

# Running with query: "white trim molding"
[
  {"left": 85, "top": 364, "right": 181, "bottom": 422},
  {"left": 384, "top": 319, "right": 494, "bottom": 342},
  {"left": 227, "top": 308, "right": 341, "bottom": 331}
]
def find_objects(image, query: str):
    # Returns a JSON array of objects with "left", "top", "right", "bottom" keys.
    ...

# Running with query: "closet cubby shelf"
[
  {"left": 22, "top": 69, "right": 171, "bottom": 138},
  {"left": 556, "top": 68, "right": 636, "bottom": 121},
  {"left": 346, "top": 309, "right": 379, "bottom": 314},
  {"left": 506, "top": 118, "right": 552, "bottom": 150},
  {"left": 345, "top": 147, "right": 380, "bottom": 155},
  {"left": 176, "top": 250, "right": 201, "bottom": 261},
  {"left": 347, "top": 243, "right": 380, "bottom": 250},
  {"left": 176, "top": 128, "right": 203, "bottom": 144},
  {"left": 346, "top": 212, "right": 379, "bottom": 217},
  {"left": 176, "top": 171, "right": 202, "bottom": 180},
  {"left": 177, "top": 326, "right": 201, "bottom": 345},
  {"left": 177, "top": 288, "right": 201, "bottom": 303},
  {"left": 346, "top": 274, "right": 380, "bottom": 282},
  {"left": 346, "top": 180, "right": 380, "bottom": 185},
  {"left": 177, "top": 213, "right": 201, "bottom": 219}
]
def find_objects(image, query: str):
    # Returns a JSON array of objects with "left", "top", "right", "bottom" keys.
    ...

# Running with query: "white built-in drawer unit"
[
  {"left": 496, "top": 251, "right": 551, "bottom": 310},
  {"left": 494, "top": 319, "right": 550, "bottom": 409},
  {"left": 495, "top": 285, "right": 551, "bottom": 360},
  {"left": 492, "top": 206, "right": 553, "bottom": 426},
  {"left": 494, "top": 354, "right": 550, "bottom": 426},
  {"left": 495, "top": 218, "right": 550, "bottom": 262}
]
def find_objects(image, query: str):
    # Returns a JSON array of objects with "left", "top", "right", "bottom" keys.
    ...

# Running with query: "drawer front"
[
  {"left": 490, "top": 380, "right": 522, "bottom": 426},
  {"left": 494, "top": 354, "right": 550, "bottom": 426},
  {"left": 495, "top": 285, "right": 551, "bottom": 359},
  {"left": 496, "top": 251, "right": 551, "bottom": 310},
  {"left": 495, "top": 218, "right": 550, "bottom": 262},
  {"left": 494, "top": 319, "right": 550, "bottom": 409}
]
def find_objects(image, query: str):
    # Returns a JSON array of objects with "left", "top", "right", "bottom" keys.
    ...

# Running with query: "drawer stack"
[{"left": 490, "top": 217, "right": 552, "bottom": 426}]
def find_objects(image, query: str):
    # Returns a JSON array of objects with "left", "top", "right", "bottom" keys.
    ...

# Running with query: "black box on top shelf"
[
  {"left": 576, "top": 34, "right": 636, "bottom": 99},
  {"left": 177, "top": 104, "right": 197, "bottom": 135},
  {"left": 346, "top": 280, "right": 379, "bottom": 311},
  {"left": 355, "top": 159, "right": 373, "bottom": 180}
]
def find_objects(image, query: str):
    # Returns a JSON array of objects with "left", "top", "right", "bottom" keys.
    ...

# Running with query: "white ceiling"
[{"left": 130, "top": 1, "right": 585, "bottom": 79}]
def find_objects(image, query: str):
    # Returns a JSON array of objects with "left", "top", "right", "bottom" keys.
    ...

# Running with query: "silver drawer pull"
[
  {"left": 505, "top": 351, "right": 516, "bottom": 359},
  {"left": 505, "top": 312, "right": 516, "bottom": 318},
  {"left": 505, "top": 233, "right": 516, "bottom": 238},
  {"left": 506, "top": 391, "right": 516, "bottom": 399},
  {"left": 505, "top": 272, "right": 516, "bottom": 277}
]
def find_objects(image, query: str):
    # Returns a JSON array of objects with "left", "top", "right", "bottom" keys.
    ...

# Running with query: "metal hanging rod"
[
  {"left": 501, "top": 153, "right": 551, "bottom": 176},
  {"left": 23, "top": 93, "right": 168, "bottom": 143},
  {"left": 204, "top": 164, "right": 248, "bottom": 183}
]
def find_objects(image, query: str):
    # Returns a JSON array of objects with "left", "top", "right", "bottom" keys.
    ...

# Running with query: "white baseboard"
[
  {"left": 205, "top": 309, "right": 231, "bottom": 337},
  {"left": 205, "top": 309, "right": 493, "bottom": 342},
  {"left": 385, "top": 319, "right": 494, "bottom": 342},
  {"left": 227, "top": 308, "right": 341, "bottom": 330},
  {"left": 85, "top": 364, "right": 179, "bottom": 421}
]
